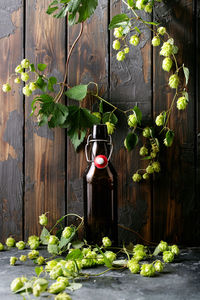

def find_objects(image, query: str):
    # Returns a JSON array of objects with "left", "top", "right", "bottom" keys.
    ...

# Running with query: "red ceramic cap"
[{"left": 94, "top": 155, "right": 108, "bottom": 169}]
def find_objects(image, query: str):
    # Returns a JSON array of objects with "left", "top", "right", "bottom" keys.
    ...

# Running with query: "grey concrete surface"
[{"left": 0, "top": 247, "right": 200, "bottom": 300}]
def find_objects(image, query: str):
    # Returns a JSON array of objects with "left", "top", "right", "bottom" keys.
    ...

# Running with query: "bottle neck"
[{"left": 91, "top": 141, "right": 108, "bottom": 160}]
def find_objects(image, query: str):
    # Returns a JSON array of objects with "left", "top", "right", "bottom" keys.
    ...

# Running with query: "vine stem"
[
  {"left": 159, "top": 90, "right": 178, "bottom": 134},
  {"left": 118, "top": 224, "right": 157, "bottom": 245},
  {"left": 94, "top": 94, "right": 126, "bottom": 114},
  {"left": 55, "top": 22, "right": 84, "bottom": 103},
  {"left": 49, "top": 213, "right": 83, "bottom": 233}
]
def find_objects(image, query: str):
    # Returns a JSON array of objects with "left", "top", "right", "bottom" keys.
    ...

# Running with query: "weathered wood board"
[{"left": 0, "top": 0, "right": 199, "bottom": 245}]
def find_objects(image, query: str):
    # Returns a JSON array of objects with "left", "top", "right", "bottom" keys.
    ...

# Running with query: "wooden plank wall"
[{"left": 0, "top": 0, "right": 199, "bottom": 245}]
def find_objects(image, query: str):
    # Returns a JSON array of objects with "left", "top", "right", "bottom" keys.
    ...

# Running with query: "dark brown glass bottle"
[{"left": 83, "top": 124, "right": 118, "bottom": 245}]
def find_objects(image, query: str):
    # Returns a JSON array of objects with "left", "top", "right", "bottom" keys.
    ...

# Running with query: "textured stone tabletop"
[{"left": 0, "top": 247, "right": 200, "bottom": 300}]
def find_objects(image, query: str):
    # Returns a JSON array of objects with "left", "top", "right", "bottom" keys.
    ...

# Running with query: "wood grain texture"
[
  {"left": 0, "top": 1, "right": 23, "bottom": 241},
  {"left": 153, "top": 0, "right": 197, "bottom": 244},
  {"left": 0, "top": 0, "right": 199, "bottom": 245},
  {"left": 110, "top": 0, "right": 152, "bottom": 244},
  {"left": 67, "top": 0, "right": 109, "bottom": 221},
  {"left": 24, "top": 0, "right": 66, "bottom": 239}
]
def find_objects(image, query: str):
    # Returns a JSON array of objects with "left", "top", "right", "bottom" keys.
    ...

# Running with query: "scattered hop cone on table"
[
  {"left": 55, "top": 292, "right": 72, "bottom": 300},
  {"left": 154, "top": 260, "right": 164, "bottom": 272},
  {"left": 163, "top": 250, "right": 174, "bottom": 263},
  {"left": 6, "top": 237, "right": 15, "bottom": 247},
  {"left": 158, "top": 240, "right": 168, "bottom": 252},
  {"left": 10, "top": 257, "right": 17, "bottom": 266},
  {"left": 102, "top": 237, "right": 112, "bottom": 247},
  {"left": 127, "top": 260, "right": 140, "bottom": 274},
  {"left": 16, "top": 241, "right": 26, "bottom": 250},
  {"left": 0, "top": 243, "right": 4, "bottom": 251},
  {"left": 48, "top": 281, "right": 66, "bottom": 294},
  {"left": 10, "top": 277, "right": 24, "bottom": 292},
  {"left": 140, "top": 264, "right": 155, "bottom": 277}
]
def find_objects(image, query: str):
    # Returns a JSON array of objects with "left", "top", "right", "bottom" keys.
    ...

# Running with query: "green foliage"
[
  {"left": 38, "top": 63, "right": 47, "bottom": 71},
  {"left": 65, "top": 84, "right": 88, "bottom": 101},
  {"left": 48, "top": 76, "right": 57, "bottom": 92},
  {"left": 95, "top": 245, "right": 112, "bottom": 268},
  {"left": 132, "top": 106, "right": 142, "bottom": 125},
  {"left": 71, "top": 240, "right": 84, "bottom": 249},
  {"left": 48, "top": 244, "right": 59, "bottom": 255},
  {"left": 66, "top": 249, "right": 83, "bottom": 260},
  {"left": 165, "top": 130, "right": 174, "bottom": 147},
  {"left": 40, "top": 227, "right": 50, "bottom": 245},
  {"left": 109, "top": 13, "right": 130, "bottom": 29},
  {"left": 102, "top": 112, "right": 118, "bottom": 125},
  {"left": 124, "top": 132, "right": 138, "bottom": 151},
  {"left": 35, "top": 266, "right": 43, "bottom": 277},
  {"left": 58, "top": 227, "right": 76, "bottom": 250},
  {"left": 62, "top": 106, "right": 100, "bottom": 149},
  {"left": 35, "top": 75, "right": 47, "bottom": 92},
  {"left": 46, "top": 0, "right": 98, "bottom": 25}
]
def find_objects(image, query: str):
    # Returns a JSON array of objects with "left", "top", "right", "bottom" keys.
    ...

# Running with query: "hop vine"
[{"left": 0, "top": 0, "right": 189, "bottom": 183}]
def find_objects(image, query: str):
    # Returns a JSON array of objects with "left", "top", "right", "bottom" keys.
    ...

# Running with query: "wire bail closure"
[{"left": 85, "top": 134, "right": 113, "bottom": 163}]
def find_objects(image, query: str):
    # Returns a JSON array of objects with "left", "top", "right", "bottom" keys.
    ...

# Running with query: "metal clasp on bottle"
[{"left": 85, "top": 134, "right": 113, "bottom": 163}]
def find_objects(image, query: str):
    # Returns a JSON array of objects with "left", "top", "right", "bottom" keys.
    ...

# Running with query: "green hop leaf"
[
  {"left": 164, "top": 130, "right": 174, "bottom": 147},
  {"left": 65, "top": 84, "right": 88, "bottom": 101},
  {"left": 183, "top": 65, "right": 190, "bottom": 85},
  {"left": 37, "top": 63, "right": 47, "bottom": 71},
  {"left": 124, "top": 132, "right": 138, "bottom": 151},
  {"left": 109, "top": 14, "right": 130, "bottom": 30}
]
